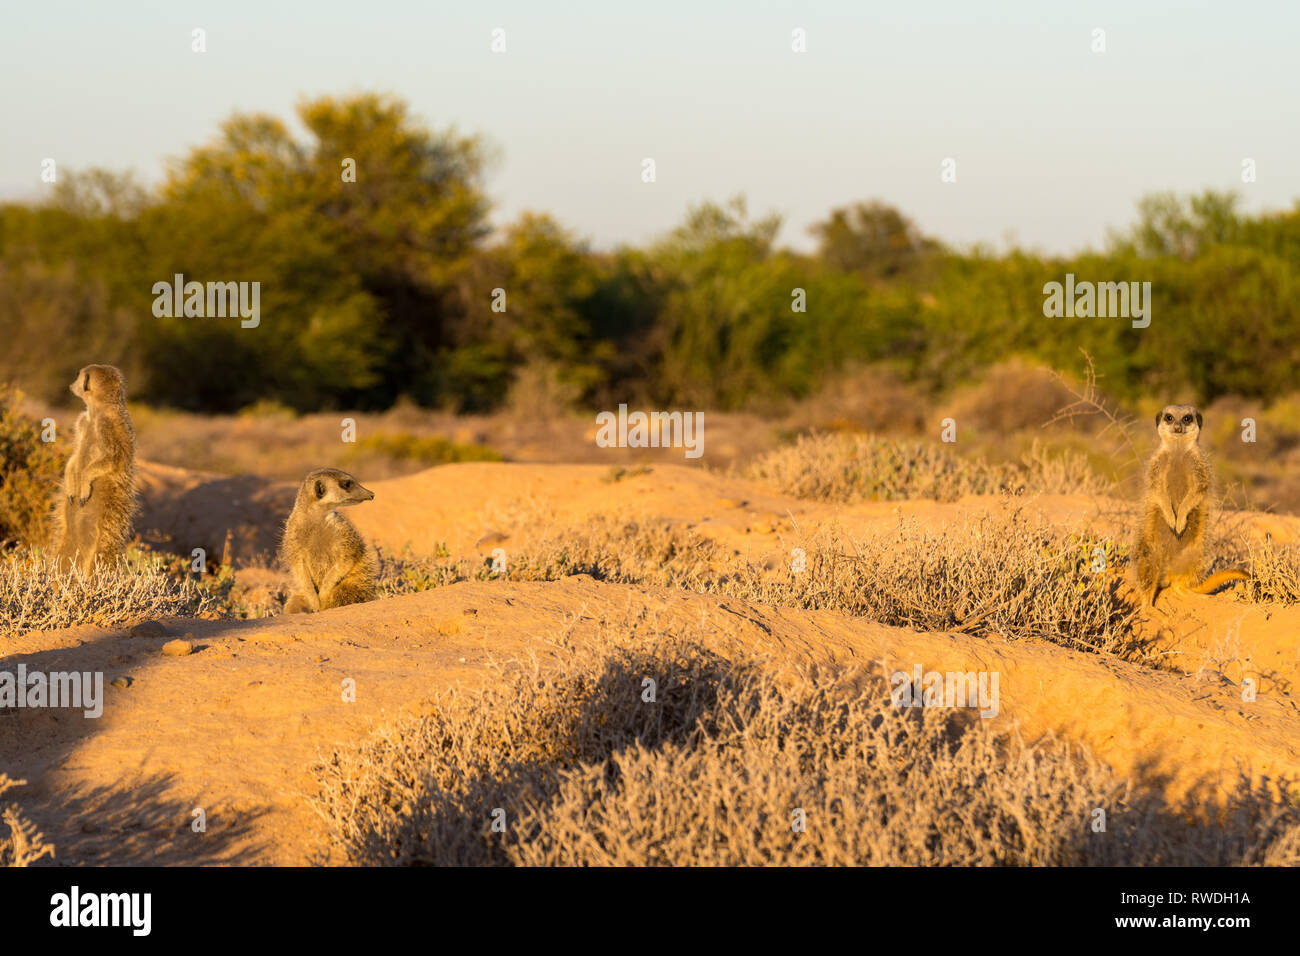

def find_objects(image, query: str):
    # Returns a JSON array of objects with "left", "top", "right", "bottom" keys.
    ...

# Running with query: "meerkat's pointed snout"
[{"left": 340, "top": 477, "right": 374, "bottom": 505}]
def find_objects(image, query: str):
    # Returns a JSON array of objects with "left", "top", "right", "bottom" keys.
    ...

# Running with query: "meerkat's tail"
[{"left": 1189, "top": 569, "right": 1249, "bottom": 594}]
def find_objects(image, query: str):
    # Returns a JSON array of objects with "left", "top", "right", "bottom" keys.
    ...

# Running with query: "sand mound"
[{"left": 4, "top": 459, "right": 1298, "bottom": 865}]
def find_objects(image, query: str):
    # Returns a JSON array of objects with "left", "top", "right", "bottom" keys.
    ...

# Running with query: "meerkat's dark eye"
[
  {"left": 315, "top": 480, "right": 325, "bottom": 498},
  {"left": 1182, "top": 415, "right": 1193, "bottom": 424},
  {"left": 1164, "top": 414, "right": 1173, "bottom": 422},
  {"left": 341, "top": 479, "right": 352, "bottom": 491}
]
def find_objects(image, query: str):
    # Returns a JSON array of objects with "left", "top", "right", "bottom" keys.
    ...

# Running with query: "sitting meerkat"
[
  {"left": 1132, "top": 404, "right": 1248, "bottom": 606},
  {"left": 279, "top": 468, "right": 378, "bottom": 613},
  {"left": 54, "top": 364, "right": 136, "bottom": 574}
]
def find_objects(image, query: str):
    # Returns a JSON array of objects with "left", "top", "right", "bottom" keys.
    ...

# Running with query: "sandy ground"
[{"left": 5, "top": 460, "right": 1300, "bottom": 865}]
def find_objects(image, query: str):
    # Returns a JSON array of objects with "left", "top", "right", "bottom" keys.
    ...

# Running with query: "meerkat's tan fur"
[
  {"left": 53, "top": 364, "right": 136, "bottom": 573},
  {"left": 1132, "top": 403, "right": 1247, "bottom": 606},
  {"left": 279, "top": 468, "right": 378, "bottom": 613}
]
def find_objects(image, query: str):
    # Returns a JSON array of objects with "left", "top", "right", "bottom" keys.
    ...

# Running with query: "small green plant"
[
  {"left": 236, "top": 399, "right": 299, "bottom": 421},
  {"left": 349, "top": 432, "right": 502, "bottom": 467},
  {"left": 601, "top": 465, "right": 653, "bottom": 484},
  {"left": 375, "top": 544, "right": 488, "bottom": 597}
]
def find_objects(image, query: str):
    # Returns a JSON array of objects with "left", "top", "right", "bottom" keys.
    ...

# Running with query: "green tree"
[
  {"left": 1113, "top": 189, "right": 1242, "bottom": 259},
  {"left": 446, "top": 212, "right": 609, "bottom": 410},
  {"left": 810, "top": 200, "right": 941, "bottom": 280},
  {"left": 141, "top": 93, "right": 491, "bottom": 409}
]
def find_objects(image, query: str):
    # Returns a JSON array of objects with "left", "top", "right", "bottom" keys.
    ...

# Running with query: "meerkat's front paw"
[{"left": 284, "top": 594, "right": 314, "bottom": 614}]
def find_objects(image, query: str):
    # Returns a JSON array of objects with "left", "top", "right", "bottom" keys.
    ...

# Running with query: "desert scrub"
[
  {"left": 0, "top": 385, "right": 65, "bottom": 550},
  {"left": 1204, "top": 520, "right": 1300, "bottom": 605},
  {"left": 347, "top": 431, "right": 501, "bottom": 467},
  {"left": 745, "top": 433, "right": 1108, "bottom": 503},
  {"left": 717, "top": 511, "right": 1141, "bottom": 658},
  {"left": 236, "top": 398, "right": 299, "bottom": 421},
  {"left": 373, "top": 522, "right": 718, "bottom": 597},
  {"left": 376, "top": 544, "right": 489, "bottom": 597},
  {"left": 311, "top": 632, "right": 755, "bottom": 865},
  {"left": 0, "top": 549, "right": 219, "bottom": 638},
  {"left": 502, "top": 517, "right": 720, "bottom": 586},
  {"left": 374, "top": 512, "right": 1137, "bottom": 657},
  {"left": 0, "top": 774, "right": 54, "bottom": 867},
  {"left": 498, "top": 511, "right": 1140, "bottom": 659},
  {"left": 1234, "top": 537, "right": 1300, "bottom": 604},
  {"left": 311, "top": 630, "right": 1300, "bottom": 866}
]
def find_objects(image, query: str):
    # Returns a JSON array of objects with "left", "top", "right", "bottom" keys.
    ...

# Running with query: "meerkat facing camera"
[
  {"left": 1131, "top": 403, "right": 1248, "bottom": 606},
  {"left": 279, "top": 468, "right": 378, "bottom": 613},
  {"left": 54, "top": 364, "right": 136, "bottom": 573}
]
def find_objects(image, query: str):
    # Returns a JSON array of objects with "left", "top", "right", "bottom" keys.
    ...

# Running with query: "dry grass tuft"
[
  {"left": 494, "top": 511, "right": 1141, "bottom": 660},
  {"left": 0, "top": 774, "right": 54, "bottom": 867},
  {"left": 0, "top": 550, "right": 219, "bottom": 638},
  {"left": 948, "top": 359, "right": 1086, "bottom": 436},
  {"left": 375, "top": 545, "right": 486, "bottom": 597},
  {"left": 724, "top": 513, "right": 1140, "bottom": 657},
  {"left": 1206, "top": 518, "right": 1300, "bottom": 605},
  {"left": 1234, "top": 537, "right": 1300, "bottom": 604},
  {"left": 311, "top": 628, "right": 1300, "bottom": 866},
  {"left": 504, "top": 518, "right": 720, "bottom": 587},
  {"left": 312, "top": 630, "right": 751, "bottom": 864},
  {"left": 744, "top": 433, "right": 1108, "bottom": 504}
]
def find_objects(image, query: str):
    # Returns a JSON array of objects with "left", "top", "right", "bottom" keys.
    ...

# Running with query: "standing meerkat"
[
  {"left": 1132, "top": 403, "right": 1247, "bottom": 606},
  {"left": 54, "top": 364, "right": 136, "bottom": 574},
  {"left": 279, "top": 468, "right": 378, "bottom": 613}
]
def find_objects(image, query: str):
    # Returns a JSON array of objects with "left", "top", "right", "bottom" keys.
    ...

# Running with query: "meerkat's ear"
[
  {"left": 83, "top": 372, "right": 91, "bottom": 392},
  {"left": 1195, "top": 411, "right": 1203, "bottom": 430},
  {"left": 314, "top": 479, "right": 325, "bottom": 499},
  {"left": 1154, "top": 410, "right": 1162, "bottom": 428}
]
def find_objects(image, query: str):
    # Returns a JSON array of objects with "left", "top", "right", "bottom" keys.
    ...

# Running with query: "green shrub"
[
  {"left": 350, "top": 431, "right": 501, "bottom": 466},
  {"left": 0, "top": 386, "right": 64, "bottom": 550}
]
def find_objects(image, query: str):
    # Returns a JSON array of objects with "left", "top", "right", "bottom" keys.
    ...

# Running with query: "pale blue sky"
[{"left": 3, "top": 0, "right": 1297, "bottom": 254}]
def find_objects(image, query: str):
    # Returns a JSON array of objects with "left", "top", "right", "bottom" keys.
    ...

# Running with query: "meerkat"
[
  {"left": 1131, "top": 404, "right": 1248, "bottom": 606},
  {"left": 53, "top": 364, "right": 136, "bottom": 574},
  {"left": 279, "top": 468, "right": 378, "bottom": 613}
]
